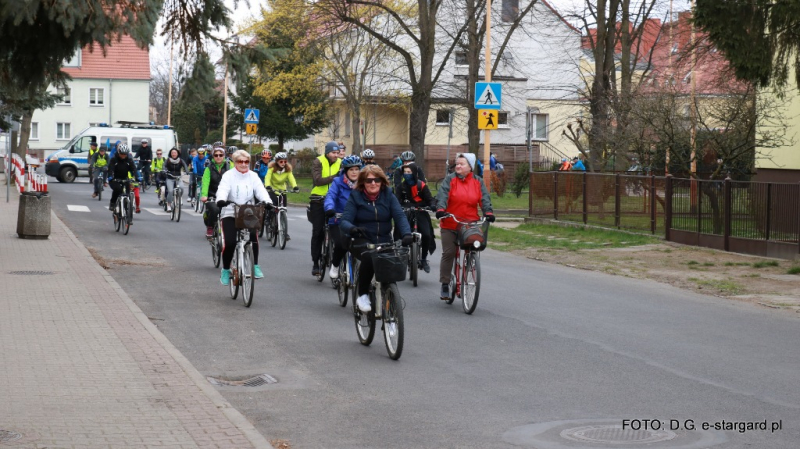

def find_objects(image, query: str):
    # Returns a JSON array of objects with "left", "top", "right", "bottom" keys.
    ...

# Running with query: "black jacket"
[{"left": 107, "top": 155, "right": 137, "bottom": 181}]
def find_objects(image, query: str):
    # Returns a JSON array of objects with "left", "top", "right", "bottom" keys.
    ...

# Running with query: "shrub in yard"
[{"left": 511, "top": 163, "right": 530, "bottom": 198}]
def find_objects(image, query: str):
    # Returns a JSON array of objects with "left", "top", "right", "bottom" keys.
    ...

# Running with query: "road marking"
[
  {"left": 67, "top": 205, "right": 91, "bottom": 212},
  {"left": 142, "top": 207, "right": 170, "bottom": 216}
]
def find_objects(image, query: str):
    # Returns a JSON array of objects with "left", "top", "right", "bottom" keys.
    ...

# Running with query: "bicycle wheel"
[
  {"left": 229, "top": 251, "right": 239, "bottom": 300},
  {"left": 446, "top": 254, "right": 457, "bottom": 305},
  {"left": 127, "top": 193, "right": 134, "bottom": 224},
  {"left": 354, "top": 284, "right": 375, "bottom": 346},
  {"left": 175, "top": 190, "right": 182, "bottom": 222},
  {"left": 462, "top": 252, "right": 481, "bottom": 314},
  {"left": 241, "top": 245, "right": 255, "bottom": 307},
  {"left": 337, "top": 259, "right": 348, "bottom": 307},
  {"left": 410, "top": 241, "right": 419, "bottom": 287},
  {"left": 114, "top": 201, "right": 121, "bottom": 232},
  {"left": 270, "top": 214, "right": 278, "bottom": 247},
  {"left": 278, "top": 210, "right": 288, "bottom": 250},
  {"left": 382, "top": 283, "right": 404, "bottom": 360},
  {"left": 161, "top": 187, "right": 168, "bottom": 211},
  {"left": 328, "top": 239, "right": 338, "bottom": 288},
  {"left": 98, "top": 188, "right": 102, "bottom": 201},
  {"left": 211, "top": 230, "right": 221, "bottom": 268}
]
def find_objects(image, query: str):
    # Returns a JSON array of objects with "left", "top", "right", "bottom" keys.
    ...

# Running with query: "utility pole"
[
  {"left": 167, "top": 37, "right": 174, "bottom": 127},
  {"left": 222, "top": 67, "right": 229, "bottom": 146},
  {"left": 689, "top": 0, "right": 698, "bottom": 211},
  {"left": 484, "top": 0, "right": 492, "bottom": 192}
]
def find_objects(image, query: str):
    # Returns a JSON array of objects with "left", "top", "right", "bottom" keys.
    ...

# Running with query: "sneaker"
[
  {"left": 135, "top": 209, "right": 141, "bottom": 214},
  {"left": 109, "top": 205, "right": 114, "bottom": 211},
  {"left": 421, "top": 259, "right": 431, "bottom": 273},
  {"left": 329, "top": 265, "right": 339, "bottom": 279},
  {"left": 312, "top": 263, "right": 320, "bottom": 276},
  {"left": 206, "top": 226, "right": 213, "bottom": 237},
  {"left": 356, "top": 294, "right": 372, "bottom": 313},
  {"left": 158, "top": 200, "right": 163, "bottom": 206},
  {"left": 285, "top": 235, "right": 291, "bottom": 241},
  {"left": 440, "top": 283, "right": 450, "bottom": 299},
  {"left": 92, "top": 192, "right": 97, "bottom": 198},
  {"left": 254, "top": 265, "right": 264, "bottom": 279},
  {"left": 220, "top": 269, "right": 231, "bottom": 285}
]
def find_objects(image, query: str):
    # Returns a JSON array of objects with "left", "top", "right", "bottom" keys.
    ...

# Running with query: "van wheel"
[{"left": 60, "top": 167, "right": 77, "bottom": 183}]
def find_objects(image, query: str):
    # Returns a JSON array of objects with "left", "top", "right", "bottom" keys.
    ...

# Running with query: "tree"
[
  {"left": 171, "top": 53, "right": 226, "bottom": 146},
  {"left": 694, "top": 0, "right": 800, "bottom": 90}
]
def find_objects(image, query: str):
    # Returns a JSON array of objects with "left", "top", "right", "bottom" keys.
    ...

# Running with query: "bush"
[
  {"left": 292, "top": 147, "right": 319, "bottom": 176},
  {"left": 511, "top": 163, "right": 530, "bottom": 198}
]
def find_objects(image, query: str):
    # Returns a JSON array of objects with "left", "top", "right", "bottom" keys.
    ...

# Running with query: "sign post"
[{"left": 244, "top": 108, "right": 260, "bottom": 164}]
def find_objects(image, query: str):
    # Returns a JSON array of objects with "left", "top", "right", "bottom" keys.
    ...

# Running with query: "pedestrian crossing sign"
[
  {"left": 244, "top": 108, "right": 260, "bottom": 124},
  {"left": 474, "top": 82, "right": 502, "bottom": 110},
  {"left": 246, "top": 123, "right": 258, "bottom": 135},
  {"left": 478, "top": 110, "right": 499, "bottom": 130}
]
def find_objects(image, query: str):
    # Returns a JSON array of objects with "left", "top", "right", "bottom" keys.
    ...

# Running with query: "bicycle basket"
[
  {"left": 370, "top": 247, "right": 409, "bottom": 283},
  {"left": 234, "top": 205, "right": 264, "bottom": 230},
  {"left": 456, "top": 220, "right": 490, "bottom": 251}
]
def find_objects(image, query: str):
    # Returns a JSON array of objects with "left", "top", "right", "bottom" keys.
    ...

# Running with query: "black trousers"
[
  {"left": 351, "top": 244, "right": 375, "bottom": 297},
  {"left": 330, "top": 225, "right": 347, "bottom": 268},
  {"left": 109, "top": 180, "right": 130, "bottom": 208},
  {"left": 221, "top": 217, "right": 259, "bottom": 269},
  {"left": 204, "top": 202, "right": 219, "bottom": 227},
  {"left": 411, "top": 210, "right": 435, "bottom": 258},
  {"left": 309, "top": 199, "right": 326, "bottom": 263}
]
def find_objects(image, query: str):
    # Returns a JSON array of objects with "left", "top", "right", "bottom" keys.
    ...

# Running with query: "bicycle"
[
  {"left": 351, "top": 240, "right": 408, "bottom": 360},
  {"left": 139, "top": 162, "right": 151, "bottom": 192},
  {"left": 205, "top": 196, "right": 223, "bottom": 268},
  {"left": 112, "top": 179, "right": 134, "bottom": 235},
  {"left": 439, "top": 215, "right": 488, "bottom": 314},
  {"left": 403, "top": 206, "right": 430, "bottom": 287},
  {"left": 318, "top": 219, "right": 336, "bottom": 284},
  {"left": 265, "top": 189, "right": 293, "bottom": 250},
  {"left": 162, "top": 172, "right": 183, "bottom": 222},
  {"left": 221, "top": 202, "right": 265, "bottom": 307},
  {"left": 93, "top": 167, "right": 107, "bottom": 201},
  {"left": 336, "top": 237, "right": 357, "bottom": 307}
]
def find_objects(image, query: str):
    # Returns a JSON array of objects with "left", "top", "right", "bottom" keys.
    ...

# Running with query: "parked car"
[{"left": 45, "top": 123, "right": 179, "bottom": 183}]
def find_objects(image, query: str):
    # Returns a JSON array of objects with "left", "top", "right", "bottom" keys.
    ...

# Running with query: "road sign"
[
  {"left": 478, "top": 110, "right": 499, "bottom": 130},
  {"left": 474, "top": 82, "right": 502, "bottom": 110},
  {"left": 246, "top": 123, "right": 258, "bottom": 135},
  {"left": 244, "top": 108, "right": 260, "bottom": 124}
]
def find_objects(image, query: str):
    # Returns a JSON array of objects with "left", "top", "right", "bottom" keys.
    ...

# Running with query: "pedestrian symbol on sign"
[{"left": 245, "top": 110, "right": 259, "bottom": 123}]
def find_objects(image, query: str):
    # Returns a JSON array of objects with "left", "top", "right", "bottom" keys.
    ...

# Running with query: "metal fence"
[{"left": 530, "top": 172, "right": 800, "bottom": 259}]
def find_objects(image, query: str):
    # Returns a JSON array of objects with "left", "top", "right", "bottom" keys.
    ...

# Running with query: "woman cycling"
[
  {"left": 215, "top": 150, "right": 272, "bottom": 285},
  {"left": 264, "top": 152, "right": 300, "bottom": 239},
  {"left": 201, "top": 147, "right": 234, "bottom": 237},
  {"left": 254, "top": 149, "right": 272, "bottom": 183},
  {"left": 323, "top": 155, "right": 363, "bottom": 280},
  {"left": 360, "top": 149, "right": 377, "bottom": 166},
  {"left": 435, "top": 153, "right": 495, "bottom": 299},
  {"left": 160, "top": 147, "right": 187, "bottom": 212},
  {"left": 395, "top": 162, "right": 436, "bottom": 273},
  {"left": 340, "top": 165, "right": 412, "bottom": 313}
]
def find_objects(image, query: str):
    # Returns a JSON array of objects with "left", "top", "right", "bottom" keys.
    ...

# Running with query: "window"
[
  {"left": 100, "top": 136, "right": 128, "bottom": 151},
  {"left": 63, "top": 50, "right": 81, "bottom": 68},
  {"left": 436, "top": 110, "right": 451, "bottom": 126},
  {"left": 455, "top": 51, "right": 467, "bottom": 66},
  {"left": 56, "top": 123, "right": 72, "bottom": 140},
  {"left": 30, "top": 122, "right": 39, "bottom": 140},
  {"left": 532, "top": 114, "right": 548, "bottom": 141},
  {"left": 498, "top": 112, "right": 509, "bottom": 128},
  {"left": 89, "top": 88, "right": 104, "bottom": 106},
  {"left": 72, "top": 136, "right": 94, "bottom": 153},
  {"left": 344, "top": 110, "right": 351, "bottom": 137},
  {"left": 56, "top": 86, "right": 71, "bottom": 105},
  {"left": 502, "top": 0, "right": 519, "bottom": 22}
]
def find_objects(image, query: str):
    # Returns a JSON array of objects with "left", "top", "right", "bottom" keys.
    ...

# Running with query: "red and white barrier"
[{"left": 8, "top": 154, "right": 48, "bottom": 193}]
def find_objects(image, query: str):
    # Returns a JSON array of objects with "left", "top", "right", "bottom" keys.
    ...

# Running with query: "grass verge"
[{"left": 488, "top": 222, "right": 659, "bottom": 251}]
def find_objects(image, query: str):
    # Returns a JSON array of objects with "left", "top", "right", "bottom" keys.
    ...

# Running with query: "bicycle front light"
[{"left": 473, "top": 241, "right": 480, "bottom": 249}]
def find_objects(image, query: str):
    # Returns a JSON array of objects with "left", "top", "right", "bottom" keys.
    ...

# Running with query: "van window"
[
  {"left": 73, "top": 135, "right": 96, "bottom": 153},
  {"left": 132, "top": 136, "right": 149, "bottom": 155},
  {"left": 100, "top": 136, "right": 128, "bottom": 150}
]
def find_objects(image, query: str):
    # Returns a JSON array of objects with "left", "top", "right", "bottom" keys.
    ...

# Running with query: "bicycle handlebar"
[{"left": 436, "top": 214, "right": 487, "bottom": 226}]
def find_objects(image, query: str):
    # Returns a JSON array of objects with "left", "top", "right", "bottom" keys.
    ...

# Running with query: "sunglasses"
[
  {"left": 213, "top": 153, "right": 224, "bottom": 157},
  {"left": 236, "top": 160, "right": 250, "bottom": 164},
  {"left": 364, "top": 178, "right": 381, "bottom": 184}
]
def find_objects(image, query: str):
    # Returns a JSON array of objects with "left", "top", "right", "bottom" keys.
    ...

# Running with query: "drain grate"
[
  {"left": 560, "top": 425, "right": 676, "bottom": 445},
  {"left": 8, "top": 270, "right": 55, "bottom": 276},
  {"left": 0, "top": 430, "right": 23, "bottom": 443},
  {"left": 206, "top": 373, "right": 277, "bottom": 388}
]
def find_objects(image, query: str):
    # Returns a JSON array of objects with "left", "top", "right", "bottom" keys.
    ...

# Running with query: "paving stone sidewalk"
[{"left": 0, "top": 184, "right": 273, "bottom": 448}]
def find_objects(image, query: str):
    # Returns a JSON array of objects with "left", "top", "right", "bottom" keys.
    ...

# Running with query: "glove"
[
  {"left": 435, "top": 210, "right": 447, "bottom": 219},
  {"left": 401, "top": 234, "right": 413, "bottom": 247},
  {"left": 107, "top": 177, "right": 113, "bottom": 183},
  {"left": 216, "top": 200, "right": 228, "bottom": 208},
  {"left": 484, "top": 213, "right": 496, "bottom": 223},
  {"left": 265, "top": 203, "right": 274, "bottom": 211},
  {"left": 137, "top": 178, "right": 143, "bottom": 183},
  {"left": 292, "top": 186, "right": 300, "bottom": 193},
  {"left": 325, "top": 209, "right": 336, "bottom": 218},
  {"left": 429, "top": 205, "right": 438, "bottom": 212},
  {"left": 349, "top": 227, "right": 365, "bottom": 237}
]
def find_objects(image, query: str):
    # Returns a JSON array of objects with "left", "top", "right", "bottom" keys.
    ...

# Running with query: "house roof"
[{"left": 63, "top": 35, "right": 150, "bottom": 81}]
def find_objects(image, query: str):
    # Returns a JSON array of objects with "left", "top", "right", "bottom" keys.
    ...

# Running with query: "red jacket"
[{"left": 436, "top": 172, "right": 492, "bottom": 231}]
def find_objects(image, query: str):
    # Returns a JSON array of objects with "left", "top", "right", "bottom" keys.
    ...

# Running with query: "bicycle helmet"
[
  {"left": 261, "top": 149, "right": 273, "bottom": 158},
  {"left": 274, "top": 152, "right": 288, "bottom": 161},
  {"left": 197, "top": 147, "right": 206, "bottom": 154},
  {"left": 341, "top": 155, "right": 363, "bottom": 169},
  {"left": 117, "top": 143, "right": 130, "bottom": 154},
  {"left": 361, "top": 149, "right": 375, "bottom": 159},
  {"left": 213, "top": 141, "right": 224, "bottom": 148},
  {"left": 400, "top": 150, "right": 416, "bottom": 162},
  {"left": 226, "top": 146, "right": 237, "bottom": 155}
]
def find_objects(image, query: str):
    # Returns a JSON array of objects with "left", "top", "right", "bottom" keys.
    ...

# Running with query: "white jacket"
[{"left": 215, "top": 169, "right": 272, "bottom": 218}]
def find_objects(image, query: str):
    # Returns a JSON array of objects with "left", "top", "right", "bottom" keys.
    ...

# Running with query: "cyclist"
[
  {"left": 160, "top": 148, "right": 188, "bottom": 212},
  {"left": 254, "top": 149, "right": 272, "bottom": 183},
  {"left": 324, "top": 155, "right": 362, "bottom": 279},
  {"left": 361, "top": 149, "right": 377, "bottom": 166},
  {"left": 106, "top": 143, "right": 139, "bottom": 212},
  {"left": 88, "top": 141, "right": 98, "bottom": 181},
  {"left": 225, "top": 145, "right": 237, "bottom": 165},
  {"left": 91, "top": 145, "right": 109, "bottom": 198},
  {"left": 395, "top": 162, "right": 436, "bottom": 273},
  {"left": 309, "top": 141, "right": 342, "bottom": 277},
  {"left": 434, "top": 152, "right": 495, "bottom": 299},
  {"left": 215, "top": 149, "right": 272, "bottom": 285},
  {"left": 340, "top": 164, "right": 412, "bottom": 313},
  {"left": 151, "top": 148, "right": 166, "bottom": 195},
  {"left": 392, "top": 150, "right": 426, "bottom": 193},
  {"left": 191, "top": 147, "right": 208, "bottom": 201},
  {"left": 138, "top": 139, "right": 153, "bottom": 187},
  {"left": 264, "top": 152, "right": 300, "bottom": 239},
  {"left": 386, "top": 153, "right": 402, "bottom": 181},
  {"left": 201, "top": 147, "right": 234, "bottom": 237}
]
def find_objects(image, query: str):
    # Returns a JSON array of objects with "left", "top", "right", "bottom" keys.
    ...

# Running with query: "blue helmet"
[{"left": 341, "top": 155, "right": 363, "bottom": 169}]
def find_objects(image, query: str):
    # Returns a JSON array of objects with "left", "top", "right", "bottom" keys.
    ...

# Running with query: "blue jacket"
[
  {"left": 254, "top": 160, "right": 270, "bottom": 183},
  {"left": 192, "top": 155, "right": 208, "bottom": 177},
  {"left": 341, "top": 186, "right": 411, "bottom": 245},
  {"left": 324, "top": 174, "right": 354, "bottom": 226}
]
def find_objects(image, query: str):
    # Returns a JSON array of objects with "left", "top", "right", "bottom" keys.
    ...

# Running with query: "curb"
[{"left": 52, "top": 209, "right": 275, "bottom": 449}]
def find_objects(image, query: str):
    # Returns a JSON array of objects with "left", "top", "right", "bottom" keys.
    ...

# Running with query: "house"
[
  {"left": 755, "top": 65, "right": 800, "bottom": 182},
  {"left": 28, "top": 36, "right": 150, "bottom": 158}
]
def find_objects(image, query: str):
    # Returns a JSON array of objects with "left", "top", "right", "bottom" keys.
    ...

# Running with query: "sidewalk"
[{"left": 0, "top": 181, "right": 273, "bottom": 448}]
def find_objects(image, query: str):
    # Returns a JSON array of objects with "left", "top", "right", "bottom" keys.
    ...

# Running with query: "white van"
[{"left": 45, "top": 123, "right": 179, "bottom": 182}]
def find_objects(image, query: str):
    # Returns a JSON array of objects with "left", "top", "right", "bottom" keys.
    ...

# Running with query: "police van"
[{"left": 45, "top": 122, "right": 179, "bottom": 183}]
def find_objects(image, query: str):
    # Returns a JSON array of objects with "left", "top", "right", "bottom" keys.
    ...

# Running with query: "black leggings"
[
  {"left": 355, "top": 250, "right": 375, "bottom": 297},
  {"left": 222, "top": 217, "right": 259, "bottom": 269},
  {"left": 330, "top": 225, "right": 347, "bottom": 268}
]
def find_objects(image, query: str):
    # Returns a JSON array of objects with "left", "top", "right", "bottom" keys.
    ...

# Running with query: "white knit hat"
[{"left": 459, "top": 153, "right": 476, "bottom": 171}]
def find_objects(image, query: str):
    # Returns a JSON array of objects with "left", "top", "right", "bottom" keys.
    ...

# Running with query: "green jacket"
[
  {"left": 264, "top": 161, "right": 298, "bottom": 191},
  {"left": 151, "top": 157, "right": 165, "bottom": 172},
  {"left": 201, "top": 160, "right": 234, "bottom": 197}
]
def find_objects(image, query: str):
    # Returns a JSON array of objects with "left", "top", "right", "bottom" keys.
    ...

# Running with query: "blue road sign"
[
  {"left": 474, "top": 82, "right": 502, "bottom": 110},
  {"left": 244, "top": 108, "right": 260, "bottom": 124}
]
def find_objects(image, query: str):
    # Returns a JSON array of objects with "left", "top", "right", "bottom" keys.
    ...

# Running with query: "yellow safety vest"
[{"left": 310, "top": 154, "right": 341, "bottom": 196}]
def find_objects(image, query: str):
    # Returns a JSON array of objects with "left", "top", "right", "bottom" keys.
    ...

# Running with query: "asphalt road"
[{"left": 49, "top": 177, "right": 799, "bottom": 449}]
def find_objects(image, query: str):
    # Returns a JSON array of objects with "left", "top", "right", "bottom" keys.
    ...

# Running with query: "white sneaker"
[
  {"left": 329, "top": 265, "right": 339, "bottom": 279},
  {"left": 356, "top": 294, "right": 372, "bottom": 313}
]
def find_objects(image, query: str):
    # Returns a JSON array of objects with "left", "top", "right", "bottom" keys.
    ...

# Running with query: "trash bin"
[{"left": 17, "top": 191, "right": 51, "bottom": 239}]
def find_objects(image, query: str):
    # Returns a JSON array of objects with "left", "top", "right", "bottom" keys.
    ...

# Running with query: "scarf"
[
  {"left": 365, "top": 190, "right": 379, "bottom": 202},
  {"left": 168, "top": 156, "right": 181, "bottom": 165},
  {"left": 344, "top": 174, "right": 356, "bottom": 189}
]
